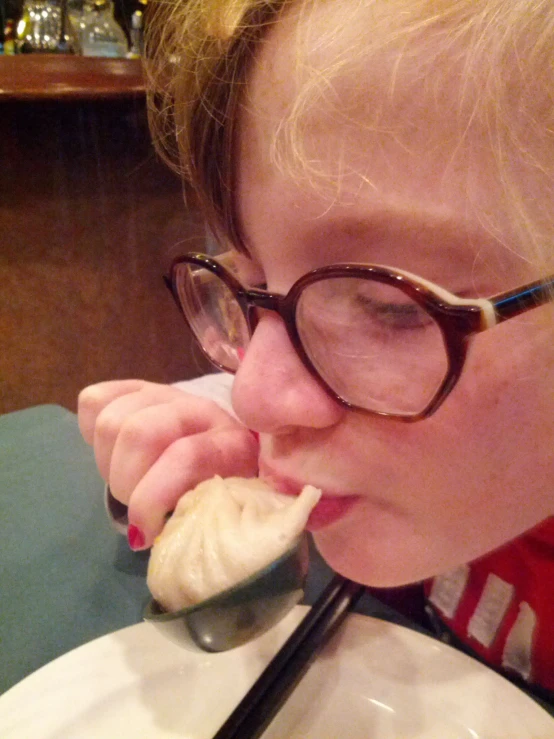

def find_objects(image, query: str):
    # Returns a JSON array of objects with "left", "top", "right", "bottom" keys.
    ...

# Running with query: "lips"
[
  {"left": 304, "top": 495, "right": 358, "bottom": 530},
  {"left": 259, "top": 463, "right": 358, "bottom": 531}
]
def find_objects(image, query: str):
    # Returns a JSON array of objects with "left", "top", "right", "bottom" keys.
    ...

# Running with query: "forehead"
[
  {"left": 240, "top": 2, "right": 477, "bottom": 184},
  {"left": 234, "top": 1, "right": 553, "bottom": 286},
  {"left": 238, "top": 3, "right": 499, "bottom": 236}
]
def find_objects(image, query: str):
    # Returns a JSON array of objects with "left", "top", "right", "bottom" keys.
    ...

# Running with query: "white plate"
[{"left": 1, "top": 607, "right": 552, "bottom": 738}]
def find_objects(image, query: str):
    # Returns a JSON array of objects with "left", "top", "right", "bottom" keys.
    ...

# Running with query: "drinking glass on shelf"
[
  {"left": 78, "top": 0, "right": 128, "bottom": 58},
  {"left": 16, "top": 0, "right": 79, "bottom": 53}
]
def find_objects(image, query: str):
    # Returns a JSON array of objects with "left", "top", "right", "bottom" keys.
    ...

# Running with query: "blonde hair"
[
  {"left": 146, "top": 0, "right": 554, "bottom": 269},
  {"left": 146, "top": 0, "right": 289, "bottom": 249}
]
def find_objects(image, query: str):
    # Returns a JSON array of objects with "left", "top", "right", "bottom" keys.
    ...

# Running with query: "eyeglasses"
[{"left": 164, "top": 252, "right": 554, "bottom": 421}]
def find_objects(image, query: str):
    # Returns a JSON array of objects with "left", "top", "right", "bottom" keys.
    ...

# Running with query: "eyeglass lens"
[
  {"left": 174, "top": 263, "right": 450, "bottom": 415},
  {"left": 174, "top": 262, "right": 248, "bottom": 372},
  {"left": 296, "top": 278, "right": 449, "bottom": 414}
]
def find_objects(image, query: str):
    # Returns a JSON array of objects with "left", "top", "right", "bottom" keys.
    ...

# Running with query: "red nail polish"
[{"left": 128, "top": 524, "right": 145, "bottom": 550}]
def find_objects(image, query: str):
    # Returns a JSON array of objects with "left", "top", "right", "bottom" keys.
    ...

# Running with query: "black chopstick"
[{"left": 212, "top": 574, "right": 365, "bottom": 739}]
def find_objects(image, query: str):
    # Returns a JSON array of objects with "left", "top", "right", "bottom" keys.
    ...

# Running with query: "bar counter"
[
  {"left": 0, "top": 55, "right": 210, "bottom": 415},
  {"left": 0, "top": 55, "right": 145, "bottom": 99}
]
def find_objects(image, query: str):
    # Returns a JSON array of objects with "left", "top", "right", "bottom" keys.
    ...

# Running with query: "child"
[{"left": 78, "top": 0, "right": 554, "bottom": 698}]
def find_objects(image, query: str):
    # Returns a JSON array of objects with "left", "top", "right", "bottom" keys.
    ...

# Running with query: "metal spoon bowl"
[{"left": 143, "top": 534, "right": 310, "bottom": 652}]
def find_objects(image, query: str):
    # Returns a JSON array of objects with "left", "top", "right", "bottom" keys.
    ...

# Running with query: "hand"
[{"left": 78, "top": 380, "right": 259, "bottom": 549}]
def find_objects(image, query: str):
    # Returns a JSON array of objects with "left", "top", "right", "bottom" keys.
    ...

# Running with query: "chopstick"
[{"left": 212, "top": 574, "right": 365, "bottom": 739}]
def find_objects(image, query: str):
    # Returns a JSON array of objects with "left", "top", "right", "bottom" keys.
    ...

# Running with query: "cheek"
[
  {"left": 437, "top": 322, "right": 554, "bottom": 508},
  {"left": 474, "top": 323, "right": 554, "bottom": 427},
  {"left": 311, "top": 321, "right": 554, "bottom": 585}
]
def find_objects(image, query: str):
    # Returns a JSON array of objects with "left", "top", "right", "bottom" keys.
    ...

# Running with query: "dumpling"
[{"left": 147, "top": 476, "right": 321, "bottom": 612}]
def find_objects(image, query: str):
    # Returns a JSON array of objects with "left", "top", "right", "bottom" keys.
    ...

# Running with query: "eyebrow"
[
  {"left": 307, "top": 204, "right": 476, "bottom": 243},
  {"left": 296, "top": 206, "right": 490, "bottom": 269},
  {"left": 243, "top": 203, "right": 473, "bottom": 254}
]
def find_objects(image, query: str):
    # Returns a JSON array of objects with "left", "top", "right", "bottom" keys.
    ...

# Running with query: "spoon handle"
[{"left": 212, "top": 574, "right": 365, "bottom": 739}]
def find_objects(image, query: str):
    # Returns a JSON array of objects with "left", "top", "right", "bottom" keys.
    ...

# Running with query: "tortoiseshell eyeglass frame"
[{"left": 164, "top": 253, "right": 554, "bottom": 422}]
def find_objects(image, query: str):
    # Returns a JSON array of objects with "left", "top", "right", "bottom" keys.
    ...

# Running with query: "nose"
[{"left": 231, "top": 312, "right": 345, "bottom": 434}]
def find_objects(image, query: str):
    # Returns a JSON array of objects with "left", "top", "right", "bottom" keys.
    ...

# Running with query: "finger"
[
  {"left": 92, "top": 384, "right": 192, "bottom": 481},
  {"left": 78, "top": 379, "right": 147, "bottom": 444},
  {"left": 108, "top": 397, "right": 241, "bottom": 504},
  {"left": 126, "top": 426, "right": 259, "bottom": 548}
]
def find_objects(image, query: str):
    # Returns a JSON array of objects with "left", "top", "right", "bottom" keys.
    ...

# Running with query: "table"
[
  {"left": 0, "top": 403, "right": 417, "bottom": 694},
  {"left": 1, "top": 404, "right": 552, "bottom": 717},
  {"left": 0, "top": 404, "right": 151, "bottom": 694}
]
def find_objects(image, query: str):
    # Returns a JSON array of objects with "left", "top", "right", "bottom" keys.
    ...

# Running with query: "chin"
[{"left": 312, "top": 527, "right": 442, "bottom": 588}]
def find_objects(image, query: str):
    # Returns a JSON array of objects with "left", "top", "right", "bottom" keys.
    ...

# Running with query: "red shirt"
[{"left": 426, "top": 518, "right": 554, "bottom": 694}]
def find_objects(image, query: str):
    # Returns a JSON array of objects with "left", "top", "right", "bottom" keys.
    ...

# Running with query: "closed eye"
[{"left": 356, "top": 295, "right": 432, "bottom": 330}]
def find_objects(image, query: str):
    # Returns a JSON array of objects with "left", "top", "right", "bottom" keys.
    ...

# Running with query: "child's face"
[{"left": 230, "top": 3, "right": 554, "bottom": 586}]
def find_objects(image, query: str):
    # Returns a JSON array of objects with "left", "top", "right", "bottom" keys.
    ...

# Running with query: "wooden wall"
[{"left": 0, "top": 85, "right": 212, "bottom": 414}]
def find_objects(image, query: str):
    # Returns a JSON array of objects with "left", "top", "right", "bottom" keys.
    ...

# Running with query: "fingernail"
[{"left": 128, "top": 524, "right": 145, "bottom": 550}]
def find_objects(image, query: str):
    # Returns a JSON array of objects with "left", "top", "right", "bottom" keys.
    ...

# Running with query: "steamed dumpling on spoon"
[{"left": 147, "top": 476, "right": 321, "bottom": 613}]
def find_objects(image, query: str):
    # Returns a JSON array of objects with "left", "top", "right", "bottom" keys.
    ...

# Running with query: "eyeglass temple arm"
[
  {"left": 490, "top": 277, "right": 554, "bottom": 323},
  {"left": 163, "top": 274, "right": 184, "bottom": 314},
  {"left": 163, "top": 274, "right": 175, "bottom": 298}
]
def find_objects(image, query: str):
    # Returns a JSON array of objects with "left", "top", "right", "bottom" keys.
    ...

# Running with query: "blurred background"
[
  {"left": 0, "top": 0, "right": 212, "bottom": 414},
  {"left": 1, "top": 0, "right": 144, "bottom": 54}
]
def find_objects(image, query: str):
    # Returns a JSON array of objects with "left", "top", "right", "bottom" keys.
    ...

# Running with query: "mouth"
[{"left": 259, "top": 463, "right": 359, "bottom": 531}]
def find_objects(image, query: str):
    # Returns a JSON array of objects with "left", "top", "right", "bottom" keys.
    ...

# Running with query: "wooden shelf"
[{"left": 0, "top": 55, "right": 145, "bottom": 100}]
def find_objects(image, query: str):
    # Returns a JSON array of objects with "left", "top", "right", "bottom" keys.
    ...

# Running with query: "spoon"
[{"left": 143, "top": 534, "right": 310, "bottom": 652}]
